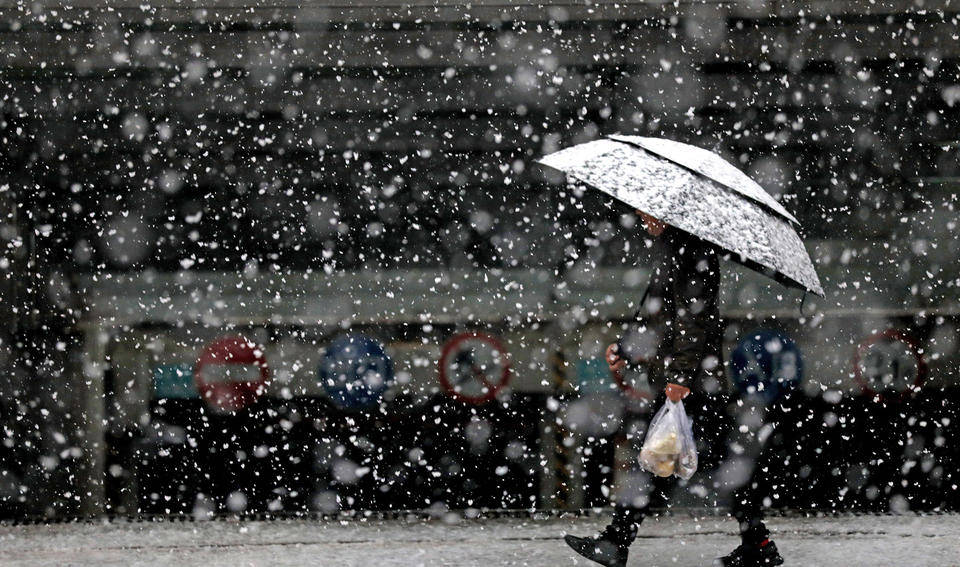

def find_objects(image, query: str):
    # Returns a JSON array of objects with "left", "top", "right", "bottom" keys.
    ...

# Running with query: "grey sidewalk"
[{"left": 2, "top": 514, "right": 958, "bottom": 566}]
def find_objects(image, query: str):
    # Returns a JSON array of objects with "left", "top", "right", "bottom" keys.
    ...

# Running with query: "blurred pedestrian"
[{"left": 563, "top": 210, "right": 783, "bottom": 567}]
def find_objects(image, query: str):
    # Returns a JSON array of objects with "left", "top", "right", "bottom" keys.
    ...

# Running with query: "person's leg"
[
  {"left": 602, "top": 391, "right": 674, "bottom": 547},
  {"left": 718, "top": 475, "right": 782, "bottom": 566},
  {"left": 731, "top": 390, "right": 799, "bottom": 545},
  {"left": 716, "top": 394, "right": 794, "bottom": 566},
  {"left": 564, "top": 474, "right": 674, "bottom": 567},
  {"left": 730, "top": 479, "right": 769, "bottom": 545},
  {"left": 564, "top": 392, "right": 674, "bottom": 566},
  {"left": 603, "top": 474, "right": 675, "bottom": 546}
]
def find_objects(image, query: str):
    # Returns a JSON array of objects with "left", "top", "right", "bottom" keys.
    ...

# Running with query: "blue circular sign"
[
  {"left": 730, "top": 329, "right": 803, "bottom": 402},
  {"left": 319, "top": 334, "right": 394, "bottom": 409}
]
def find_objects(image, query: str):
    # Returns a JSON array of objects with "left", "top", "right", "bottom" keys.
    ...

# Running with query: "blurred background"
[{"left": 1, "top": 0, "right": 959, "bottom": 520}]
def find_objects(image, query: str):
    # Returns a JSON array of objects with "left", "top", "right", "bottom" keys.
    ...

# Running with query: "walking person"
[
  {"left": 562, "top": 210, "right": 783, "bottom": 567},
  {"left": 537, "top": 134, "right": 823, "bottom": 567}
]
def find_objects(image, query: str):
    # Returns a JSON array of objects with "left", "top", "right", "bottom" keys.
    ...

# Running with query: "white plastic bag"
[{"left": 639, "top": 399, "right": 698, "bottom": 480}]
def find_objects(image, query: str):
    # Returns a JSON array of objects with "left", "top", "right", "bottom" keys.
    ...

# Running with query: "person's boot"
[
  {"left": 714, "top": 538, "right": 783, "bottom": 567},
  {"left": 563, "top": 524, "right": 631, "bottom": 567},
  {"left": 563, "top": 534, "right": 628, "bottom": 567}
]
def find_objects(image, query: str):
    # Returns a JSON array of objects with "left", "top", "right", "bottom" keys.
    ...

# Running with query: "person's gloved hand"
[{"left": 665, "top": 382, "right": 691, "bottom": 402}]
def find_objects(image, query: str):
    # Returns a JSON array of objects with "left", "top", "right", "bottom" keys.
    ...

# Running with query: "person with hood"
[{"left": 563, "top": 210, "right": 783, "bottom": 567}]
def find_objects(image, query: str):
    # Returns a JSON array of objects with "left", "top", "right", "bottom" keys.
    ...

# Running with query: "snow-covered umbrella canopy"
[{"left": 538, "top": 135, "right": 824, "bottom": 297}]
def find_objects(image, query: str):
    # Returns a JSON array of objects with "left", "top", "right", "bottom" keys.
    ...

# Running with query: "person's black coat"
[{"left": 634, "top": 226, "right": 726, "bottom": 394}]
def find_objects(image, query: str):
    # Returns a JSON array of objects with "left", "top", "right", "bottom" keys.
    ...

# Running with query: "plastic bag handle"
[{"left": 665, "top": 383, "right": 690, "bottom": 403}]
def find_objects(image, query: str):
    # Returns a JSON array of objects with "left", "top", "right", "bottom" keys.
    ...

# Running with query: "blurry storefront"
[{"left": 1, "top": 1, "right": 959, "bottom": 518}]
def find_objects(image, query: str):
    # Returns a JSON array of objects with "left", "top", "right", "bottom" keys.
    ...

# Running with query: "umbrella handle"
[{"left": 799, "top": 291, "right": 816, "bottom": 318}]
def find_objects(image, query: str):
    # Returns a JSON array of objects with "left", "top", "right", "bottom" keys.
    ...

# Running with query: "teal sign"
[
  {"left": 575, "top": 358, "right": 614, "bottom": 394},
  {"left": 153, "top": 363, "right": 198, "bottom": 399}
]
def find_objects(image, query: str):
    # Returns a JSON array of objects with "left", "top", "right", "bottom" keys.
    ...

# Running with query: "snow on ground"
[{"left": 1, "top": 513, "right": 958, "bottom": 567}]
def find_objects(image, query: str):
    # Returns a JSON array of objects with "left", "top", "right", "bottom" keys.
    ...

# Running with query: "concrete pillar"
[{"left": 77, "top": 322, "right": 109, "bottom": 517}]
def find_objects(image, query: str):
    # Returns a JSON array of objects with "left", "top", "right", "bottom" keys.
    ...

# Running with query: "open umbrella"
[{"left": 538, "top": 135, "right": 824, "bottom": 297}]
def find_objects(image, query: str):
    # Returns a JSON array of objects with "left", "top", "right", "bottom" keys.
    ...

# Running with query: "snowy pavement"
[{"left": 1, "top": 513, "right": 959, "bottom": 567}]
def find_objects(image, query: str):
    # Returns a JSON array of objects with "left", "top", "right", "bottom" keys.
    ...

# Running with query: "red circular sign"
[
  {"left": 438, "top": 332, "right": 512, "bottom": 405},
  {"left": 853, "top": 329, "right": 927, "bottom": 402},
  {"left": 194, "top": 335, "right": 270, "bottom": 413}
]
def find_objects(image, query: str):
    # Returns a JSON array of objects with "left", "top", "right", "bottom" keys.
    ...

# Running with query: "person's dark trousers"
[
  {"left": 729, "top": 472, "right": 770, "bottom": 545},
  {"left": 602, "top": 389, "right": 687, "bottom": 547},
  {"left": 604, "top": 475, "right": 675, "bottom": 546},
  {"left": 602, "top": 390, "right": 771, "bottom": 548},
  {"left": 726, "top": 391, "right": 802, "bottom": 547}
]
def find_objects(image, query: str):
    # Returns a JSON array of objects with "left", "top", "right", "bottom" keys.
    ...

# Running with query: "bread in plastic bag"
[{"left": 639, "top": 399, "right": 698, "bottom": 480}]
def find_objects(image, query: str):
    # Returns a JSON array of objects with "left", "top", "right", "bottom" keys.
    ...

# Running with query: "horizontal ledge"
[{"left": 77, "top": 305, "right": 960, "bottom": 330}]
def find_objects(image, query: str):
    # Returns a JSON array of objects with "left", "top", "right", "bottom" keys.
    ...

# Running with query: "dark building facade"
[{"left": 1, "top": 1, "right": 959, "bottom": 518}]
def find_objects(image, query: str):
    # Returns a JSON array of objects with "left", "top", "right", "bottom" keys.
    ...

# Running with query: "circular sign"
[
  {"left": 194, "top": 335, "right": 270, "bottom": 413},
  {"left": 730, "top": 329, "right": 803, "bottom": 402},
  {"left": 438, "top": 332, "right": 512, "bottom": 404},
  {"left": 853, "top": 329, "right": 927, "bottom": 401},
  {"left": 319, "top": 334, "right": 394, "bottom": 409}
]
